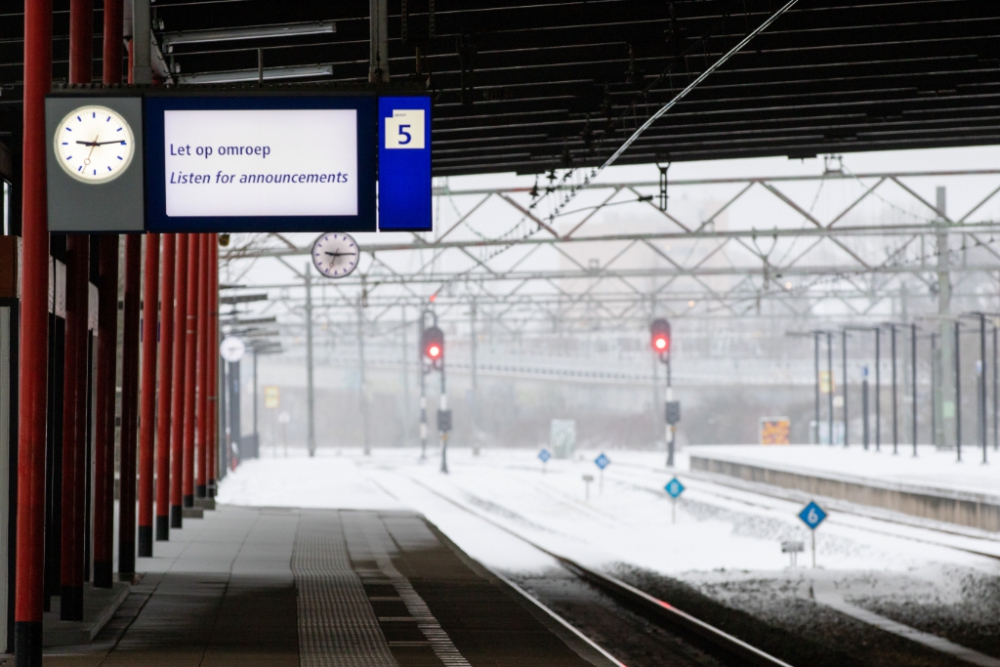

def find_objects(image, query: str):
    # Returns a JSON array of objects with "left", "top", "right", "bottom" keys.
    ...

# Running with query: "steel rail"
[{"left": 409, "top": 478, "right": 794, "bottom": 667}]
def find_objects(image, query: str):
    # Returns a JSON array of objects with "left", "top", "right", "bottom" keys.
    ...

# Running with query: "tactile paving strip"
[
  {"left": 347, "top": 512, "right": 473, "bottom": 667},
  {"left": 292, "top": 510, "right": 399, "bottom": 667}
]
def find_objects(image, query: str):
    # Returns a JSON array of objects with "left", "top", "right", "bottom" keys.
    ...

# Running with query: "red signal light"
[
  {"left": 650, "top": 318, "right": 671, "bottom": 355},
  {"left": 421, "top": 325, "right": 445, "bottom": 362}
]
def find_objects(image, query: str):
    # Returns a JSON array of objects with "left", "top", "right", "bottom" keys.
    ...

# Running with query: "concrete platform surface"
[
  {"left": 43, "top": 583, "right": 130, "bottom": 647},
  {"left": 44, "top": 504, "right": 608, "bottom": 666}
]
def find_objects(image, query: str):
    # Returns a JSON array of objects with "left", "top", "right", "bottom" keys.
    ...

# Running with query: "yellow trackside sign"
[
  {"left": 264, "top": 385, "right": 280, "bottom": 409},
  {"left": 760, "top": 417, "right": 791, "bottom": 445}
]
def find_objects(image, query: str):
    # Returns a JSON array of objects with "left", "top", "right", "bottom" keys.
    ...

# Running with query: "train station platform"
[
  {"left": 45, "top": 504, "right": 611, "bottom": 667},
  {"left": 687, "top": 444, "right": 1000, "bottom": 532}
]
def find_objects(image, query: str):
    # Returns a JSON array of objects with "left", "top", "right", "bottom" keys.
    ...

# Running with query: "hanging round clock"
[
  {"left": 312, "top": 232, "right": 360, "bottom": 278},
  {"left": 53, "top": 105, "right": 136, "bottom": 184}
]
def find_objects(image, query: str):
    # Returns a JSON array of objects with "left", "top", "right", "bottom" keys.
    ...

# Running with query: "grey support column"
[
  {"left": 304, "top": 264, "right": 315, "bottom": 457},
  {"left": 935, "top": 186, "right": 955, "bottom": 449},
  {"left": 369, "top": 0, "right": 389, "bottom": 83},
  {"left": 358, "top": 295, "right": 370, "bottom": 456}
]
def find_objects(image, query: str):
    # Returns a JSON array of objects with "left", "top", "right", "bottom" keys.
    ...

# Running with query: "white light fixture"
[
  {"left": 177, "top": 64, "right": 333, "bottom": 85},
  {"left": 161, "top": 21, "right": 336, "bottom": 50}
]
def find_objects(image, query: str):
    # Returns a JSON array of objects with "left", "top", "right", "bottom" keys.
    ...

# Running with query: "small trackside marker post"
[
  {"left": 798, "top": 501, "right": 827, "bottom": 569},
  {"left": 664, "top": 478, "right": 685, "bottom": 525}
]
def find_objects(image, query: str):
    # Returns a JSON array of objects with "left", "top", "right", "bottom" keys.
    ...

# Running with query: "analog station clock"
[
  {"left": 312, "top": 232, "right": 360, "bottom": 278},
  {"left": 53, "top": 105, "right": 135, "bottom": 184}
]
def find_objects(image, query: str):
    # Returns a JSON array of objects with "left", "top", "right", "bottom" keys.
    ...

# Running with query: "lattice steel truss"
[{"left": 221, "top": 165, "right": 1000, "bottom": 347}]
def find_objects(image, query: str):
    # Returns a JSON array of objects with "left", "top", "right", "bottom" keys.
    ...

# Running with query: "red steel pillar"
[
  {"left": 58, "top": 237, "right": 88, "bottom": 621},
  {"left": 156, "top": 235, "right": 176, "bottom": 539},
  {"left": 92, "top": 236, "right": 118, "bottom": 589},
  {"left": 92, "top": 0, "right": 123, "bottom": 592},
  {"left": 169, "top": 235, "right": 189, "bottom": 526},
  {"left": 16, "top": 0, "right": 52, "bottom": 662},
  {"left": 208, "top": 236, "right": 219, "bottom": 496},
  {"left": 58, "top": 0, "right": 94, "bottom": 624},
  {"left": 182, "top": 236, "right": 200, "bottom": 507},
  {"left": 137, "top": 235, "right": 159, "bottom": 557},
  {"left": 118, "top": 236, "right": 141, "bottom": 577},
  {"left": 196, "top": 236, "right": 209, "bottom": 498}
]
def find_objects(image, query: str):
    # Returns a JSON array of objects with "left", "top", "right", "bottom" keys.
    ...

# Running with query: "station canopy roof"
[{"left": 1, "top": 0, "right": 998, "bottom": 177}]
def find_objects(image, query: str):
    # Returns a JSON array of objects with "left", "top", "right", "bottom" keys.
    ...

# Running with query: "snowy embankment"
[
  {"left": 216, "top": 446, "right": 998, "bottom": 576},
  {"left": 217, "top": 446, "right": 1000, "bottom": 663}
]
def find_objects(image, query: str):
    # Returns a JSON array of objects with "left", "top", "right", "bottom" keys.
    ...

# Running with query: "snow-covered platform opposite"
[{"left": 688, "top": 444, "right": 1000, "bottom": 532}]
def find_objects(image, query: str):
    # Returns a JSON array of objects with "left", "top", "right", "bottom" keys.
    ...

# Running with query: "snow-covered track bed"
[{"left": 413, "top": 478, "right": 792, "bottom": 667}]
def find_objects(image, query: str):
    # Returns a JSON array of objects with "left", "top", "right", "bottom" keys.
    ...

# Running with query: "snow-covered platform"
[{"left": 687, "top": 444, "right": 1000, "bottom": 531}]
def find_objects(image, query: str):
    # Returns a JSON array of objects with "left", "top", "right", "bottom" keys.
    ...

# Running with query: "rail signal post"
[
  {"left": 420, "top": 313, "right": 451, "bottom": 473},
  {"left": 651, "top": 319, "right": 680, "bottom": 467}
]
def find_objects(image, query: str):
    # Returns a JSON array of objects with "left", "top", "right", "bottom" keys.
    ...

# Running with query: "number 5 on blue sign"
[{"left": 398, "top": 124, "right": 411, "bottom": 145}]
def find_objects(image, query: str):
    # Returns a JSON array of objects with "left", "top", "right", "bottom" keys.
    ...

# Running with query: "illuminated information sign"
[
  {"left": 162, "top": 109, "right": 359, "bottom": 217},
  {"left": 145, "top": 96, "right": 378, "bottom": 232},
  {"left": 47, "top": 91, "right": 432, "bottom": 234}
]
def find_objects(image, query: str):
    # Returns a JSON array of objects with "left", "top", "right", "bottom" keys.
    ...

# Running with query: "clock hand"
[
  {"left": 82, "top": 135, "right": 99, "bottom": 166},
  {"left": 324, "top": 252, "right": 358, "bottom": 257},
  {"left": 76, "top": 140, "right": 124, "bottom": 146}
]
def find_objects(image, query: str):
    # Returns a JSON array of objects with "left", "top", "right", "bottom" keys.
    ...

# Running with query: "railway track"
[
  {"left": 603, "top": 461, "right": 1000, "bottom": 563},
  {"left": 410, "top": 477, "right": 794, "bottom": 667}
]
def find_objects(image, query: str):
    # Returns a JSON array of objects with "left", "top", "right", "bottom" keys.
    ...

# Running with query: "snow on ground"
[
  {"left": 216, "top": 444, "right": 1000, "bottom": 660},
  {"left": 217, "top": 445, "right": 1000, "bottom": 582},
  {"left": 687, "top": 444, "right": 1000, "bottom": 497}
]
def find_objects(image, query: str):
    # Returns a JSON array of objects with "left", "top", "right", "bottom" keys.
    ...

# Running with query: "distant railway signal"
[
  {"left": 422, "top": 325, "right": 445, "bottom": 363},
  {"left": 651, "top": 318, "right": 680, "bottom": 468},
  {"left": 419, "top": 313, "right": 449, "bottom": 474},
  {"left": 650, "top": 318, "right": 671, "bottom": 355}
]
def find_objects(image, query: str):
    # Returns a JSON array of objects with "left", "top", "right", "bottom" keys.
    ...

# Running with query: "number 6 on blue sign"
[{"left": 798, "top": 500, "right": 826, "bottom": 569}]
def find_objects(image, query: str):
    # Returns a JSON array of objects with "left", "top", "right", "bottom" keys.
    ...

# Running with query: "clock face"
[
  {"left": 53, "top": 105, "right": 135, "bottom": 184},
  {"left": 312, "top": 232, "right": 360, "bottom": 278}
]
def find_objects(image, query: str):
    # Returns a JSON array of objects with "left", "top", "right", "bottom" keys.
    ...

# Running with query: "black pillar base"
[
  {"left": 196, "top": 484, "right": 206, "bottom": 499},
  {"left": 59, "top": 585, "right": 83, "bottom": 621},
  {"left": 15, "top": 621, "right": 43, "bottom": 667},
  {"left": 208, "top": 483, "right": 216, "bottom": 498},
  {"left": 156, "top": 514, "right": 170, "bottom": 541},
  {"left": 93, "top": 561, "right": 113, "bottom": 589},
  {"left": 170, "top": 504, "right": 183, "bottom": 528},
  {"left": 138, "top": 526, "right": 153, "bottom": 557},
  {"left": 182, "top": 494, "right": 193, "bottom": 508},
  {"left": 119, "top": 540, "right": 135, "bottom": 579}
]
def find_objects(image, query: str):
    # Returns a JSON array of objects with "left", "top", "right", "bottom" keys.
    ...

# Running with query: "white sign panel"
[
  {"left": 385, "top": 109, "right": 426, "bottom": 149},
  {"left": 162, "top": 109, "right": 358, "bottom": 218}
]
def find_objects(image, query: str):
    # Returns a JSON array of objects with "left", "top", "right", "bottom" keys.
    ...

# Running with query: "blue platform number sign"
[
  {"left": 378, "top": 95, "right": 432, "bottom": 232},
  {"left": 594, "top": 453, "right": 610, "bottom": 470},
  {"left": 538, "top": 449, "right": 551, "bottom": 463},
  {"left": 665, "top": 478, "right": 685, "bottom": 498},
  {"left": 798, "top": 501, "right": 827, "bottom": 530}
]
